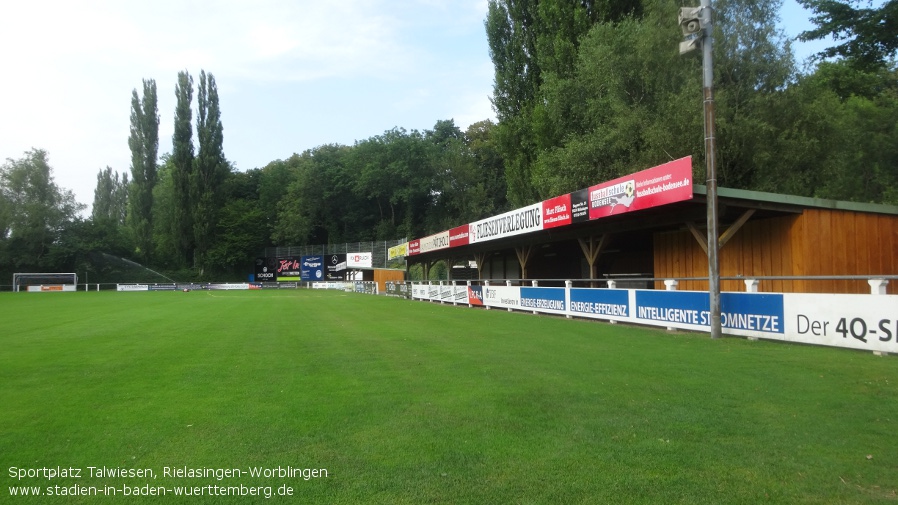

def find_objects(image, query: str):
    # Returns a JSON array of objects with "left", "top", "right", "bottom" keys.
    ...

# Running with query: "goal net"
[{"left": 12, "top": 273, "right": 78, "bottom": 292}]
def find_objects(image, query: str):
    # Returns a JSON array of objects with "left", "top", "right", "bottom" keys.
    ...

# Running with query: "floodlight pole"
[{"left": 700, "top": 0, "right": 722, "bottom": 339}]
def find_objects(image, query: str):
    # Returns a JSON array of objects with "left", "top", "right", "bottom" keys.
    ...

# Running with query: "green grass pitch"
[{"left": 1, "top": 290, "right": 896, "bottom": 504}]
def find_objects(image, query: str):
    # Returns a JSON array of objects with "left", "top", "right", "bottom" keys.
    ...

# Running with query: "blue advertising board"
[
  {"left": 300, "top": 255, "right": 324, "bottom": 281},
  {"left": 634, "top": 291, "right": 784, "bottom": 333},
  {"left": 569, "top": 288, "right": 629, "bottom": 318}
]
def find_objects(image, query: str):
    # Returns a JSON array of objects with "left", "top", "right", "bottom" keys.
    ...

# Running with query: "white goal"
[{"left": 12, "top": 273, "right": 78, "bottom": 292}]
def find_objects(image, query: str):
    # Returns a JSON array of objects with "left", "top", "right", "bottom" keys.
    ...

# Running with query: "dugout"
[
  {"left": 343, "top": 268, "right": 406, "bottom": 293},
  {"left": 408, "top": 185, "right": 898, "bottom": 295}
]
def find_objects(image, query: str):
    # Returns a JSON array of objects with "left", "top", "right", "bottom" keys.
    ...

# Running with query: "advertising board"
[
  {"left": 634, "top": 290, "right": 785, "bottom": 337},
  {"left": 570, "top": 188, "right": 590, "bottom": 223},
  {"left": 449, "top": 225, "right": 470, "bottom": 247},
  {"left": 782, "top": 293, "right": 897, "bottom": 353},
  {"left": 346, "top": 252, "right": 373, "bottom": 269},
  {"left": 467, "top": 285, "right": 485, "bottom": 306},
  {"left": 412, "top": 283, "right": 429, "bottom": 299},
  {"left": 254, "top": 257, "right": 278, "bottom": 282},
  {"left": 117, "top": 284, "right": 149, "bottom": 292},
  {"left": 325, "top": 254, "right": 347, "bottom": 281},
  {"left": 541, "top": 194, "right": 572, "bottom": 229},
  {"left": 404, "top": 158, "right": 693, "bottom": 253},
  {"left": 569, "top": 288, "right": 630, "bottom": 321},
  {"left": 207, "top": 283, "right": 251, "bottom": 290},
  {"left": 480, "top": 285, "right": 522, "bottom": 310},
  {"left": 519, "top": 287, "right": 566, "bottom": 314},
  {"left": 588, "top": 157, "right": 693, "bottom": 220},
  {"left": 388, "top": 242, "right": 408, "bottom": 260},
  {"left": 469, "top": 202, "right": 543, "bottom": 244},
  {"left": 276, "top": 257, "right": 302, "bottom": 281},
  {"left": 419, "top": 231, "right": 450, "bottom": 254},
  {"left": 300, "top": 255, "right": 324, "bottom": 281},
  {"left": 149, "top": 284, "right": 178, "bottom": 291}
]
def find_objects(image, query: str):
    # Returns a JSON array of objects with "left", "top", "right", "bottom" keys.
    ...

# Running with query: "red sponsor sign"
[
  {"left": 407, "top": 239, "right": 421, "bottom": 256},
  {"left": 588, "top": 157, "right": 693, "bottom": 220},
  {"left": 467, "top": 285, "right": 484, "bottom": 306},
  {"left": 541, "top": 194, "right": 572, "bottom": 229},
  {"left": 449, "top": 224, "right": 470, "bottom": 247}
]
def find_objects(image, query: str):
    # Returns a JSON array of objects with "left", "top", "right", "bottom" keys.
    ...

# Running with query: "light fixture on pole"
[{"left": 679, "top": 1, "right": 722, "bottom": 339}]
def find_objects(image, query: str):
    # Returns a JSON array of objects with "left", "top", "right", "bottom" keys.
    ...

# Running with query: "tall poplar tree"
[
  {"left": 485, "top": 0, "right": 642, "bottom": 205},
  {"left": 127, "top": 79, "right": 159, "bottom": 261},
  {"left": 92, "top": 166, "right": 129, "bottom": 226},
  {"left": 172, "top": 70, "right": 195, "bottom": 266},
  {"left": 193, "top": 70, "right": 227, "bottom": 274},
  {"left": 485, "top": 0, "right": 541, "bottom": 206}
]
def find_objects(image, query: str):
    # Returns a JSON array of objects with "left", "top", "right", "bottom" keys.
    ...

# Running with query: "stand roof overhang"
[{"left": 406, "top": 183, "right": 898, "bottom": 263}]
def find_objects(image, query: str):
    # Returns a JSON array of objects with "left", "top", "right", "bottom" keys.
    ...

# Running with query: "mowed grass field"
[{"left": 1, "top": 290, "right": 896, "bottom": 504}]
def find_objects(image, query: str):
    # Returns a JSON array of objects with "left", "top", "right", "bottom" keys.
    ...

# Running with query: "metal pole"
[{"left": 701, "top": 0, "right": 722, "bottom": 339}]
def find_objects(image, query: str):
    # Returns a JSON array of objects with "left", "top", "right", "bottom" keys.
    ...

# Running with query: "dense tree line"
[
  {"left": 485, "top": 0, "right": 897, "bottom": 203},
  {"left": 1, "top": 0, "right": 895, "bottom": 284}
]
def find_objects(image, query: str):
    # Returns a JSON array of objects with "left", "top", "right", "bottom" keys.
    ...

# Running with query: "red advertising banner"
[
  {"left": 588, "top": 157, "right": 693, "bottom": 220},
  {"left": 467, "top": 285, "right": 485, "bottom": 306},
  {"left": 449, "top": 224, "right": 470, "bottom": 247},
  {"left": 407, "top": 239, "right": 421, "bottom": 256},
  {"left": 542, "top": 194, "right": 572, "bottom": 229}
]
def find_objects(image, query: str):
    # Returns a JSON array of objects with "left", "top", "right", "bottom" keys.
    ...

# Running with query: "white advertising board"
[
  {"left": 117, "top": 284, "right": 150, "bottom": 292},
  {"left": 481, "top": 285, "right": 522, "bottom": 310},
  {"left": 346, "top": 252, "right": 373, "bottom": 268},
  {"left": 418, "top": 231, "right": 450, "bottom": 254},
  {"left": 781, "top": 293, "right": 897, "bottom": 353},
  {"left": 469, "top": 203, "right": 543, "bottom": 244}
]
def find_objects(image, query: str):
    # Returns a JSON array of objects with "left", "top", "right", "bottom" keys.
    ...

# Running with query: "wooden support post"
[
  {"left": 515, "top": 245, "right": 532, "bottom": 281},
  {"left": 444, "top": 257, "right": 453, "bottom": 281},
  {"left": 578, "top": 235, "right": 608, "bottom": 288},
  {"left": 473, "top": 253, "right": 486, "bottom": 280}
]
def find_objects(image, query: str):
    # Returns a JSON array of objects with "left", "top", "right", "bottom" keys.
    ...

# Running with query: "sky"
[{"left": 0, "top": 0, "right": 846, "bottom": 213}]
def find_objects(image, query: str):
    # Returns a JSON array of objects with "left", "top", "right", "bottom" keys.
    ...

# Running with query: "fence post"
[
  {"left": 565, "top": 280, "right": 572, "bottom": 319},
  {"left": 506, "top": 280, "right": 513, "bottom": 312},
  {"left": 868, "top": 279, "right": 888, "bottom": 295},
  {"left": 530, "top": 279, "right": 539, "bottom": 314},
  {"left": 868, "top": 280, "right": 890, "bottom": 356},
  {"left": 485, "top": 280, "right": 491, "bottom": 310},
  {"left": 664, "top": 280, "right": 678, "bottom": 331},
  {"left": 466, "top": 280, "right": 472, "bottom": 308},
  {"left": 606, "top": 279, "right": 618, "bottom": 324}
]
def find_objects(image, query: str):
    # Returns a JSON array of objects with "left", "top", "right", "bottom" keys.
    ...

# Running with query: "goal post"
[{"left": 12, "top": 273, "right": 78, "bottom": 292}]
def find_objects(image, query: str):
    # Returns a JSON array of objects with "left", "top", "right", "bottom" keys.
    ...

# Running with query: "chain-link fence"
[{"left": 264, "top": 239, "right": 408, "bottom": 270}]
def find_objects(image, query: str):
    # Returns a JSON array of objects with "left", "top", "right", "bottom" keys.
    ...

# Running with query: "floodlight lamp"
[{"left": 678, "top": 7, "right": 703, "bottom": 36}]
